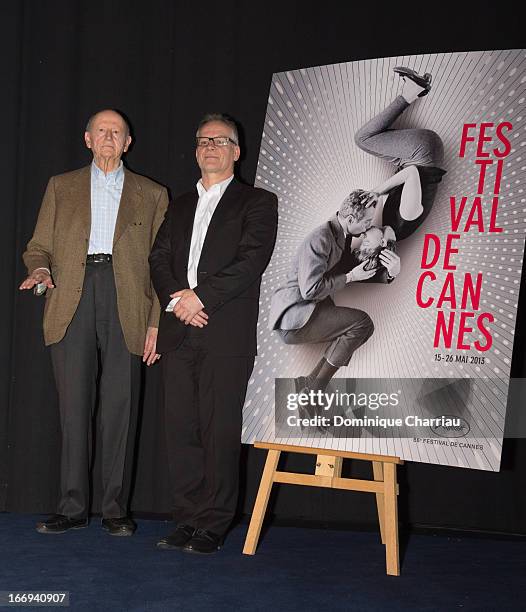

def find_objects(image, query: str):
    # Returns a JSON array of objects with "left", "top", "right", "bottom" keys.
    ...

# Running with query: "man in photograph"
[
  {"left": 269, "top": 191, "right": 400, "bottom": 401},
  {"left": 150, "top": 113, "right": 278, "bottom": 554},
  {"left": 20, "top": 109, "right": 168, "bottom": 536}
]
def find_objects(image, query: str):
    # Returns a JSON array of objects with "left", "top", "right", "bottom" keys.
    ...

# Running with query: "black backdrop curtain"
[{"left": 1, "top": 0, "right": 525, "bottom": 535}]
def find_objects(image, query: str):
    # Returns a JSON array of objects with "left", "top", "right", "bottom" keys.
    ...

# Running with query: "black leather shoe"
[
  {"left": 157, "top": 524, "right": 196, "bottom": 549},
  {"left": 293, "top": 376, "right": 330, "bottom": 435},
  {"left": 294, "top": 375, "right": 310, "bottom": 395},
  {"left": 182, "top": 528, "right": 222, "bottom": 554},
  {"left": 101, "top": 517, "right": 136, "bottom": 536},
  {"left": 393, "top": 66, "right": 432, "bottom": 96},
  {"left": 36, "top": 514, "right": 88, "bottom": 534}
]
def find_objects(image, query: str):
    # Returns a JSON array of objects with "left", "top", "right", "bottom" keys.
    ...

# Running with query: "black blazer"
[{"left": 149, "top": 179, "right": 278, "bottom": 355}]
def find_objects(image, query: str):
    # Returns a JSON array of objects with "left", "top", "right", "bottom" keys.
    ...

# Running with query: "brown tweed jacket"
[{"left": 23, "top": 165, "right": 168, "bottom": 355}]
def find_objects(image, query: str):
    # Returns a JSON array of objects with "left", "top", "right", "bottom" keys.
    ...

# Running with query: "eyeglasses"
[{"left": 196, "top": 136, "right": 238, "bottom": 147}]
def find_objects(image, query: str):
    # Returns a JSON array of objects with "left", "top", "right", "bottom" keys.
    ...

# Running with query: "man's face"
[
  {"left": 195, "top": 120, "right": 240, "bottom": 178},
  {"left": 343, "top": 205, "right": 376, "bottom": 236},
  {"left": 84, "top": 111, "right": 131, "bottom": 162}
]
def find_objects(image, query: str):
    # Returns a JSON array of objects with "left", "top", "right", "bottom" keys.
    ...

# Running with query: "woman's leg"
[{"left": 355, "top": 80, "right": 444, "bottom": 168}]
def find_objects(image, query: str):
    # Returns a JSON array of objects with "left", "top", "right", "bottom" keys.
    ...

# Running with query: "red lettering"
[
  {"left": 489, "top": 196, "right": 503, "bottom": 233},
  {"left": 493, "top": 159, "right": 504, "bottom": 194},
  {"left": 416, "top": 272, "right": 435, "bottom": 308},
  {"left": 465, "top": 197, "right": 484, "bottom": 232},
  {"left": 494, "top": 122, "right": 512, "bottom": 158},
  {"left": 450, "top": 196, "right": 467, "bottom": 232},
  {"left": 457, "top": 312, "right": 475, "bottom": 350},
  {"left": 434, "top": 311, "right": 454, "bottom": 349},
  {"left": 421, "top": 234, "right": 440, "bottom": 269},
  {"left": 459, "top": 123, "right": 477, "bottom": 158},
  {"left": 443, "top": 234, "right": 460, "bottom": 270},
  {"left": 437, "top": 273, "right": 456, "bottom": 309},
  {"left": 474, "top": 313, "right": 494, "bottom": 351},
  {"left": 475, "top": 159, "right": 493, "bottom": 194},
  {"left": 461, "top": 273, "right": 483, "bottom": 310},
  {"left": 476, "top": 122, "right": 494, "bottom": 157}
]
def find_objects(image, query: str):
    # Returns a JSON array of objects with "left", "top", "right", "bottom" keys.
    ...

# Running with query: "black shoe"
[
  {"left": 393, "top": 66, "right": 432, "bottom": 96},
  {"left": 157, "top": 524, "right": 196, "bottom": 549},
  {"left": 36, "top": 514, "right": 88, "bottom": 534},
  {"left": 294, "top": 375, "right": 310, "bottom": 395},
  {"left": 182, "top": 528, "right": 222, "bottom": 554},
  {"left": 101, "top": 516, "right": 136, "bottom": 536},
  {"left": 293, "top": 376, "right": 330, "bottom": 434}
]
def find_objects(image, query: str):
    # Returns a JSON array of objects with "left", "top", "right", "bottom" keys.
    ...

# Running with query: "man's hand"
[
  {"left": 360, "top": 191, "right": 380, "bottom": 209},
  {"left": 346, "top": 260, "right": 377, "bottom": 283},
  {"left": 171, "top": 289, "right": 208, "bottom": 326},
  {"left": 143, "top": 326, "right": 161, "bottom": 366},
  {"left": 19, "top": 269, "right": 55, "bottom": 291},
  {"left": 189, "top": 312, "right": 209, "bottom": 328},
  {"left": 379, "top": 249, "right": 401, "bottom": 279}
]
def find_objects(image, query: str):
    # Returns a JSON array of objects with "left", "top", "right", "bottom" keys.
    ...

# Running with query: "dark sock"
[
  {"left": 307, "top": 357, "right": 326, "bottom": 380},
  {"left": 306, "top": 358, "right": 339, "bottom": 391}
]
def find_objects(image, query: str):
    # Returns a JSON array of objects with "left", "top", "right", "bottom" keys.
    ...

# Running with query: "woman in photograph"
[
  {"left": 351, "top": 66, "right": 446, "bottom": 240},
  {"left": 352, "top": 225, "right": 398, "bottom": 282}
]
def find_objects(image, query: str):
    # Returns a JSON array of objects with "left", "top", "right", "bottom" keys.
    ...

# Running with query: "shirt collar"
[
  {"left": 91, "top": 160, "right": 124, "bottom": 185},
  {"left": 330, "top": 214, "right": 347, "bottom": 250},
  {"left": 196, "top": 174, "right": 234, "bottom": 198}
]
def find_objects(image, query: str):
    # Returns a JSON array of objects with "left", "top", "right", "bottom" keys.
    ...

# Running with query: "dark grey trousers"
[
  {"left": 50, "top": 262, "right": 141, "bottom": 520},
  {"left": 354, "top": 95, "right": 444, "bottom": 168},
  {"left": 278, "top": 298, "right": 374, "bottom": 367}
]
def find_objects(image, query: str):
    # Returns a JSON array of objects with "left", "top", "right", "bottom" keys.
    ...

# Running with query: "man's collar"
[
  {"left": 331, "top": 213, "right": 346, "bottom": 234},
  {"left": 334, "top": 212, "right": 346, "bottom": 236},
  {"left": 329, "top": 214, "right": 347, "bottom": 249},
  {"left": 196, "top": 174, "right": 234, "bottom": 198},
  {"left": 91, "top": 160, "right": 124, "bottom": 184}
]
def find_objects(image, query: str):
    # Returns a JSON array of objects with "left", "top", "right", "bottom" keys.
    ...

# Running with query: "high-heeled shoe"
[{"left": 393, "top": 66, "right": 432, "bottom": 97}]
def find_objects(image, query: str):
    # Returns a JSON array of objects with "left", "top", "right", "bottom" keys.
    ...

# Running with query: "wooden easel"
[{"left": 243, "top": 442, "right": 403, "bottom": 576}]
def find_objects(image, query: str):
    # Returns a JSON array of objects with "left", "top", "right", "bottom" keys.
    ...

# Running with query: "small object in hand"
[{"left": 34, "top": 282, "right": 47, "bottom": 296}]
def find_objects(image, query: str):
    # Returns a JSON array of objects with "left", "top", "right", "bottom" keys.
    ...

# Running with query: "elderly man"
[
  {"left": 150, "top": 113, "right": 278, "bottom": 554},
  {"left": 20, "top": 109, "right": 168, "bottom": 536}
]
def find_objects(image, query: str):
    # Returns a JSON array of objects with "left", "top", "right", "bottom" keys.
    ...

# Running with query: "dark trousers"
[
  {"left": 50, "top": 262, "right": 141, "bottom": 520},
  {"left": 162, "top": 329, "right": 254, "bottom": 536},
  {"left": 279, "top": 297, "right": 374, "bottom": 367},
  {"left": 354, "top": 95, "right": 444, "bottom": 168}
]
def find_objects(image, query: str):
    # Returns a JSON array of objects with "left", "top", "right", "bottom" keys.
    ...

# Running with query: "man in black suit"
[{"left": 149, "top": 113, "right": 278, "bottom": 554}]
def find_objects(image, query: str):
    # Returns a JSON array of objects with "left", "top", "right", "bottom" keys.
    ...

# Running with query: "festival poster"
[{"left": 242, "top": 50, "right": 526, "bottom": 471}]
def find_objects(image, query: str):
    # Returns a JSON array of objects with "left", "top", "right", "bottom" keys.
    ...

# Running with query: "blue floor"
[{"left": 0, "top": 514, "right": 524, "bottom": 611}]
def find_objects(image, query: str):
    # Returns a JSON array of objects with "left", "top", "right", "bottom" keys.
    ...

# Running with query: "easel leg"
[
  {"left": 372, "top": 461, "right": 385, "bottom": 544},
  {"left": 383, "top": 462, "right": 400, "bottom": 576},
  {"left": 243, "top": 449, "right": 281, "bottom": 555}
]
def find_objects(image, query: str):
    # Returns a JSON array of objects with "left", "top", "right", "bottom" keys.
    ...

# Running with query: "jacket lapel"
[
  {"left": 181, "top": 191, "right": 199, "bottom": 270},
  {"left": 199, "top": 179, "right": 243, "bottom": 258},
  {"left": 329, "top": 215, "right": 346, "bottom": 255},
  {"left": 69, "top": 166, "right": 91, "bottom": 240},
  {"left": 113, "top": 169, "right": 142, "bottom": 247}
]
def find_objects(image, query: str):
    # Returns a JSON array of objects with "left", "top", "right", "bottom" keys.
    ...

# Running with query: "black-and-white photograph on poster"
[{"left": 242, "top": 50, "right": 526, "bottom": 471}]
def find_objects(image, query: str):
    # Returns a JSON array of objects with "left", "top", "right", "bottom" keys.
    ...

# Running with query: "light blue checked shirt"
[{"left": 88, "top": 161, "right": 125, "bottom": 254}]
